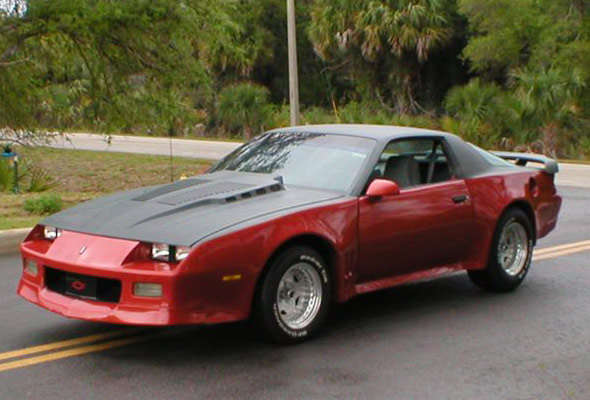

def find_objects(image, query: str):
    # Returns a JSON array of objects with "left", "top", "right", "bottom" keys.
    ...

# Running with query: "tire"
[
  {"left": 468, "top": 207, "right": 534, "bottom": 293},
  {"left": 255, "top": 246, "right": 331, "bottom": 344}
]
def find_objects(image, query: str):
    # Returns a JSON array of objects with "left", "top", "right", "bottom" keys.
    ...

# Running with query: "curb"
[{"left": 0, "top": 228, "right": 30, "bottom": 255}]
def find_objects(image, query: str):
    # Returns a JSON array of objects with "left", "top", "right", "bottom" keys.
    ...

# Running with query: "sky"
[{"left": 0, "top": 0, "right": 26, "bottom": 16}]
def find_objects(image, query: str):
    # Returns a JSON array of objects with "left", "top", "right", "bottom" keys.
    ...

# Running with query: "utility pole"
[{"left": 287, "top": 0, "right": 300, "bottom": 126}]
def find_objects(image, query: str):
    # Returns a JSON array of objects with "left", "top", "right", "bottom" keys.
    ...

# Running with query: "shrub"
[
  {"left": 265, "top": 104, "right": 291, "bottom": 130},
  {"left": 217, "top": 82, "right": 272, "bottom": 139},
  {"left": 301, "top": 106, "right": 336, "bottom": 125},
  {"left": 0, "top": 159, "right": 14, "bottom": 192},
  {"left": 23, "top": 194, "right": 63, "bottom": 215},
  {"left": 24, "top": 165, "right": 56, "bottom": 193},
  {"left": 444, "top": 79, "right": 520, "bottom": 147},
  {"left": 338, "top": 101, "right": 391, "bottom": 125}
]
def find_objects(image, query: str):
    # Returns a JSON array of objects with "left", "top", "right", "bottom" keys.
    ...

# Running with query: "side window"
[{"left": 372, "top": 138, "right": 454, "bottom": 189}]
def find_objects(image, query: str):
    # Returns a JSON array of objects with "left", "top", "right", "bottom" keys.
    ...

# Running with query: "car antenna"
[{"left": 168, "top": 124, "right": 174, "bottom": 182}]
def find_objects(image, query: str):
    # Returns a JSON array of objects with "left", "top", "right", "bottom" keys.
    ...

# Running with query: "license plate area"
[{"left": 45, "top": 267, "right": 121, "bottom": 303}]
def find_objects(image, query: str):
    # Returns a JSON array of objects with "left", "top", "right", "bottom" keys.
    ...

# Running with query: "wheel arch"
[
  {"left": 252, "top": 234, "right": 339, "bottom": 311},
  {"left": 502, "top": 200, "right": 537, "bottom": 244}
]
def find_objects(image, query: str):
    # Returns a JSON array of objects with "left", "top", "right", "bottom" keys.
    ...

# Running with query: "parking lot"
[{"left": 0, "top": 184, "right": 589, "bottom": 400}]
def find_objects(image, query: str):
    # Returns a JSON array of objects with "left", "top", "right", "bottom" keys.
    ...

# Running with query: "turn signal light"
[
  {"left": 133, "top": 283, "right": 162, "bottom": 298},
  {"left": 24, "top": 259, "right": 38, "bottom": 277}
]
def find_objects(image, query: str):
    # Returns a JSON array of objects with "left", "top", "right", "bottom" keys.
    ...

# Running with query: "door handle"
[{"left": 452, "top": 194, "right": 469, "bottom": 204}]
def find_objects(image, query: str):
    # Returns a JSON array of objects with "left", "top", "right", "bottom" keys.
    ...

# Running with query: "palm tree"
[
  {"left": 309, "top": 0, "right": 455, "bottom": 113},
  {"left": 511, "top": 66, "right": 585, "bottom": 156}
]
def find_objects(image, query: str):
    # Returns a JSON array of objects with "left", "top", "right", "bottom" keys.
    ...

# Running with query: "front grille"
[{"left": 45, "top": 267, "right": 122, "bottom": 303}]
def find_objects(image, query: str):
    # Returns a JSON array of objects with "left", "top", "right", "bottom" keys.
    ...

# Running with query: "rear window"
[{"left": 469, "top": 144, "right": 516, "bottom": 168}]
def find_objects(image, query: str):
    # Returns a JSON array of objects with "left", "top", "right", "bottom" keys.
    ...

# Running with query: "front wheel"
[
  {"left": 255, "top": 246, "right": 331, "bottom": 344},
  {"left": 468, "top": 208, "right": 534, "bottom": 292}
]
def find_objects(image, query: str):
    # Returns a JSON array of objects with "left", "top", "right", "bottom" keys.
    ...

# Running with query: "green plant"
[
  {"left": 0, "top": 159, "right": 14, "bottom": 192},
  {"left": 217, "top": 82, "right": 272, "bottom": 139},
  {"left": 444, "top": 78, "right": 520, "bottom": 146},
  {"left": 23, "top": 194, "right": 63, "bottom": 215},
  {"left": 25, "top": 165, "right": 56, "bottom": 193}
]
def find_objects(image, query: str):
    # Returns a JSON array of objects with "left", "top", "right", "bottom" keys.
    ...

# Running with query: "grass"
[
  {"left": 0, "top": 147, "right": 212, "bottom": 230},
  {"left": 558, "top": 158, "right": 590, "bottom": 165}
]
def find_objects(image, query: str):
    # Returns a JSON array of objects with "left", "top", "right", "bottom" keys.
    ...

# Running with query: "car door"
[{"left": 357, "top": 138, "right": 475, "bottom": 283}]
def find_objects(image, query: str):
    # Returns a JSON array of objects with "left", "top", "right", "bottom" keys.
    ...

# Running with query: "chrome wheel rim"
[
  {"left": 498, "top": 222, "right": 529, "bottom": 276},
  {"left": 276, "top": 262, "right": 323, "bottom": 330}
]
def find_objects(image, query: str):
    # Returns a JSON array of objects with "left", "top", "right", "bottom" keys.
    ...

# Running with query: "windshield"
[{"left": 210, "top": 132, "right": 376, "bottom": 192}]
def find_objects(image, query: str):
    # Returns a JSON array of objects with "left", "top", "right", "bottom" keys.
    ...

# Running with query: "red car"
[{"left": 18, "top": 125, "right": 562, "bottom": 343}]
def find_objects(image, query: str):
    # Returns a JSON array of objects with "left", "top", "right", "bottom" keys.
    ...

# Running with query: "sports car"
[{"left": 18, "top": 125, "right": 562, "bottom": 343}]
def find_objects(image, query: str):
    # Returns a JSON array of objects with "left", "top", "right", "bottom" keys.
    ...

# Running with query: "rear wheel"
[
  {"left": 255, "top": 246, "right": 331, "bottom": 344},
  {"left": 468, "top": 208, "right": 534, "bottom": 292}
]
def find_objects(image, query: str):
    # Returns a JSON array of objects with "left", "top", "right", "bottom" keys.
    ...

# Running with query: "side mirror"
[{"left": 366, "top": 179, "right": 400, "bottom": 199}]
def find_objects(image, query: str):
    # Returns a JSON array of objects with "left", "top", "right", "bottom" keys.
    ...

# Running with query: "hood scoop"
[
  {"left": 224, "top": 182, "right": 283, "bottom": 203},
  {"left": 133, "top": 178, "right": 210, "bottom": 201},
  {"left": 134, "top": 175, "right": 285, "bottom": 207},
  {"left": 158, "top": 181, "right": 254, "bottom": 206}
]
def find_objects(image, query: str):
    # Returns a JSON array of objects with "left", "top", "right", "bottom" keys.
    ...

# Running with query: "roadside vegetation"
[
  {"left": 0, "top": 148, "right": 211, "bottom": 230},
  {"left": 0, "top": 0, "right": 589, "bottom": 159}
]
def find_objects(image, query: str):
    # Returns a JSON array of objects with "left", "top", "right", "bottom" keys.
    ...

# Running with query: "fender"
[{"left": 174, "top": 198, "right": 359, "bottom": 321}]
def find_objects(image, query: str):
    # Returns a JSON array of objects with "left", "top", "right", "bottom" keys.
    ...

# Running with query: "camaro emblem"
[
  {"left": 71, "top": 280, "right": 86, "bottom": 291},
  {"left": 79, "top": 245, "right": 87, "bottom": 255}
]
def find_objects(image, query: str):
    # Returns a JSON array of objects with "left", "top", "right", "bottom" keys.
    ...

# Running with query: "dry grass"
[{"left": 0, "top": 147, "right": 211, "bottom": 230}]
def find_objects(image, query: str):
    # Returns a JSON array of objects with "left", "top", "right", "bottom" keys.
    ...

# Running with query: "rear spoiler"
[{"left": 492, "top": 151, "right": 559, "bottom": 174}]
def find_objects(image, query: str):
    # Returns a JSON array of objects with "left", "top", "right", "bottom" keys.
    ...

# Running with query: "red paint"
[
  {"left": 359, "top": 179, "right": 474, "bottom": 281},
  {"left": 17, "top": 170, "right": 561, "bottom": 326},
  {"left": 366, "top": 179, "right": 400, "bottom": 197},
  {"left": 71, "top": 281, "right": 86, "bottom": 291}
]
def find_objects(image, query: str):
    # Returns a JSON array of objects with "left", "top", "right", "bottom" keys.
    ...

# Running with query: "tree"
[
  {"left": 511, "top": 66, "right": 586, "bottom": 156},
  {"left": 0, "top": 0, "right": 256, "bottom": 141},
  {"left": 308, "top": 0, "right": 458, "bottom": 113}
]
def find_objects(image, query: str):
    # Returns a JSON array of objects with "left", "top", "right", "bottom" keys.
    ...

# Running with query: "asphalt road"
[
  {"left": 0, "top": 185, "right": 589, "bottom": 399},
  {"left": 50, "top": 132, "right": 242, "bottom": 161},
  {"left": 50, "top": 132, "right": 590, "bottom": 188}
]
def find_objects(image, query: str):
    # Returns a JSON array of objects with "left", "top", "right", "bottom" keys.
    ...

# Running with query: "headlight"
[
  {"left": 151, "top": 244, "right": 191, "bottom": 262},
  {"left": 175, "top": 246, "right": 190, "bottom": 261},
  {"left": 151, "top": 243, "right": 170, "bottom": 261},
  {"left": 43, "top": 226, "right": 62, "bottom": 240}
]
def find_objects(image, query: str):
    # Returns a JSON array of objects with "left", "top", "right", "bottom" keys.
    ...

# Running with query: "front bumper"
[{"left": 17, "top": 230, "right": 248, "bottom": 326}]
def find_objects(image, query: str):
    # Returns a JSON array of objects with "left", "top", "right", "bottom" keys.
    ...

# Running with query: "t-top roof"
[{"left": 269, "top": 124, "right": 458, "bottom": 143}]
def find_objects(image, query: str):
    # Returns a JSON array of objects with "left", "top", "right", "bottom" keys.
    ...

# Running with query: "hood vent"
[
  {"left": 225, "top": 183, "right": 282, "bottom": 203},
  {"left": 158, "top": 181, "right": 254, "bottom": 206},
  {"left": 133, "top": 179, "right": 210, "bottom": 202},
  {"left": 133, "top": 175, "right": 284, "bottom": 207}
]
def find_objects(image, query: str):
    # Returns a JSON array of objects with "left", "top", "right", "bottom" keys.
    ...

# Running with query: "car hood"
[{"left": 41, "top": 171, "right": 344, "bottom": 246}]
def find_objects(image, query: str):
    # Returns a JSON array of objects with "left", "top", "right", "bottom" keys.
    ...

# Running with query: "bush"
[
  {"left": 301, "top": 106, "right": 336, "bottom": 125},
  {"left": 444, "top": 79, "right": 521, "bottom": 147},
  {"left": 217, "top": 82, "right": 272, "bottom": 139},
  {"left": 23, "top": 194, "right": 63, "bottom": 215},
  {"left": 24, "top": 165, "right": 56, "bottom": 193},
  {"left": 0, "top": 159, "right": 14, "bottom": 192}
]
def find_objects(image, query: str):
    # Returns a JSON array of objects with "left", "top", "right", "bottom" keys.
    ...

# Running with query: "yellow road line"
[
  {"left": 0, "top": 328, "right": 145, "bottom": 362},
  {"left": 533, "top": 244, "right": 590, "bottom": 261},
  {"left": 0, "top": 239, "right": 588, "bottom": 373},
  {"left": 534, "top": 240, "right": 590, "bottom": 256},
  {"left": 0, "top": 333, "right": 160, "bottom": 373}
]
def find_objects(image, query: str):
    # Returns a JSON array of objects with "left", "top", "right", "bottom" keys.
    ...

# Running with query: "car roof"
[{"left": 268, "top": 124, "right": 459, "bottom": 144}]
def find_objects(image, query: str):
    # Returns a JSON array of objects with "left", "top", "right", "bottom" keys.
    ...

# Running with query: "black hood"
[{"left": 42, "top": 171, "right": 344, "bottom": 246}]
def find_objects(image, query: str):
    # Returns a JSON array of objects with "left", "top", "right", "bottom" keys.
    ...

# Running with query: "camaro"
[{"left": 18, "top": 125, "right": 562, "bottom": 343}]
